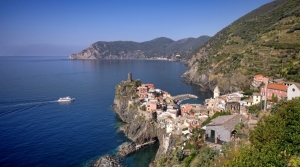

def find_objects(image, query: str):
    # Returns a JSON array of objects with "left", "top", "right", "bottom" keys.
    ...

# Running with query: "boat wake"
[
  {"left": 0, "top": 100, "right": 58, "bottom": 116},
  {"left": 1, "top": 100, "right": 58, "bottom": 107}
]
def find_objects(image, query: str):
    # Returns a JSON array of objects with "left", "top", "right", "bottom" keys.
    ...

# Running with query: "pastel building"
[
  {"left": 142, "top": 84, "right": 155, "bottom": 89},
  {"left": 146, "top": 100, "right": 157, "bottom": 112},
  {"left": 138, "top": 85, "right": 148, "bottom": 98},
  {"left": 261, "top": 83, "right": 287, "bottom": 100},
  {"left": 253, "top": 74, "right": 269, "bottom": 86}
]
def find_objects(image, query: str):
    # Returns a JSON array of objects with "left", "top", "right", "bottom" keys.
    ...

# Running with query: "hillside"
[
  {"left": 183, "top": 0, "right": 300, "bottom": 93},
  {"left": 68, "top": 36, "right": 210, "bottom": 60}
]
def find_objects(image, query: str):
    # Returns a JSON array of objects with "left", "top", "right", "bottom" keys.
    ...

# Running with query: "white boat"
[{"left": 58, "top": 96, "right": 75, "bottom": 102}]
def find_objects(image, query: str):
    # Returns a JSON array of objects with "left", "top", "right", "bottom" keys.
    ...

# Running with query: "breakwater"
[{"left": 172, "top": 94, "right": 198, "bottom": 104}]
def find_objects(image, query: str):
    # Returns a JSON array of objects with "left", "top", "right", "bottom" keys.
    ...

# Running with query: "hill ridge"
[
  {"left": 183, "top": 0, "right": 300, "bottom": 93},
  {"left": 69, "top": 36, "right": 210, "bottom": 60}
]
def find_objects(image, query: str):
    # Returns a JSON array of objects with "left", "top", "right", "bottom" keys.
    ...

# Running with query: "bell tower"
[{"left": 214, "top": 86, "right": 220, "bottom": 98}]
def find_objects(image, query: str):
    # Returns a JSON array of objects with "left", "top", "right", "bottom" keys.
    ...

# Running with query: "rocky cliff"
[
  {"left": 111, "top": 79, "right": 180, "bottom": 164},
  {"left": 183, "top": 0, "right": 300, "bottom": 94},
  {"left": 69, "top": 36, "right": 210, "bottom": 60}
]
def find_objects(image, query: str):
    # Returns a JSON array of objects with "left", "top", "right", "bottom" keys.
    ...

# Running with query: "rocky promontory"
[
  {"left": 112, "top": 79, "right": 163, "bottom": 149},
  {"left": 92, "top": 155, "right": 123, "bottom": 167},
  {"left": 117, "top": 142, "right": 136, "bottom": 157},
  {"left": 92, "top": 75, "right": 183, "bottom": 167},
  {"left": 69, "top": 36, "right": 210, "bottom": 60}
]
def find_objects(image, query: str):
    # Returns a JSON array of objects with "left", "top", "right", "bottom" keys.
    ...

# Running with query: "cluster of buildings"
[
  {"left": 135, "top": 82, "right": 252, "bottom": 144},
  {"left": 254, "top": 74, "right": 300, "bottom": 101},
  {"left": 136, "top": 83, "right": 204, "bottom": 139},
  {"left": 205, "top": 74, "right": 300, "bottom": 116},
  {"left": 128, "top": 72, "right": 300, "bottom": 149},
  {"left": 204, "top": 86, "right": 261, "bottom": 115},
  {"left": 203, "top": 74, "right": 300, "bottom": 146}
]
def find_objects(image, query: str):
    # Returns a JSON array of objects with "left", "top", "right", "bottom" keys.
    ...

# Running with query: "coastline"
[{"left": 91, "top": 75, "right": 201, "bottom": 167}]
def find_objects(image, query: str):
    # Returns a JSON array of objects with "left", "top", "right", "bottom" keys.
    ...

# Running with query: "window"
[{"left": 292, "top": 88, "right": 295, "bottom": 92}]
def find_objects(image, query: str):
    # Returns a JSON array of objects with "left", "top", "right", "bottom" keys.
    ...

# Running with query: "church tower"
[{"left": 214, "top": 86, "right": 220, "bottom": 98}]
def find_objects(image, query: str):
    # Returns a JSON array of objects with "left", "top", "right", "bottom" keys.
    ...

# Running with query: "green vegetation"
[
  {"left": 242, "top": 87, "right": 253, "bottom": 96},
  {"left": 141, "top": 105, "right": 146, "bottom": 111},
  {"left": 89, "top": 36, "right": 210, "bottom": 59},
  {"left": 188, "top": 0, "right": 300, "bottom": 91},
  {"left": 155, "top": 97, "right": 300, "bottom": 167},
  {"left": 248, "top": 101, "right": 263, "bottom": 116},
  {"left": 234, "top": 122, "right": 245, "bottom": 133},
  {"left": 183, "top": 98, "right": 300, "bottom": 167},
  {"left": 224, "top": 98, "right": 300, "bottom": 166},
  {"left": 188, "top": 146, "right": 217, "bottom": 167}
]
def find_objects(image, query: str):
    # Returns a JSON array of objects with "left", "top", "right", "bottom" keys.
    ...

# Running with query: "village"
[{"left": 127, "top": 73, "right": 300, "bottom": 149}]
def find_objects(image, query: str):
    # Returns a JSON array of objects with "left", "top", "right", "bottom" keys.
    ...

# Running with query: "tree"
[
  {"left": 226, "top": 98, "right": 300, "bottom": 166},
  {"left": 141, "top": 105, "right": 146, "bottom": 111},
  {"left": 248, "top": 101, "right": 263, "bottom": 116},
  {"left": 271, "top": 93, "right": 278, "bottom": 103},
  {"left": 243, "top": 88, "right": 253, "bottom": 96}
]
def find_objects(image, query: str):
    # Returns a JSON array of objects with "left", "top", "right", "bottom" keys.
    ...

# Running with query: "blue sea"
[{"left": 0, "top": 56, "right": 212, "bottom": 167}]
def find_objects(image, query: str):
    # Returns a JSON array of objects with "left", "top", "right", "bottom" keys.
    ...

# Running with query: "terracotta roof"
[{"left": 268, "top": 83, "right": 287, "bottom": 91}]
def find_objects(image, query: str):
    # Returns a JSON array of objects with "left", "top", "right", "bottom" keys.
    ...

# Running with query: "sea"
[{"left": 0, "top": 56, "right": 212, "bottom": 167}]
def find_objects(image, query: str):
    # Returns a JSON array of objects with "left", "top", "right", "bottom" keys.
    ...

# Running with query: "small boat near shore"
[{"left": 58, "top": 96, "right": 75, "bottom": 102}]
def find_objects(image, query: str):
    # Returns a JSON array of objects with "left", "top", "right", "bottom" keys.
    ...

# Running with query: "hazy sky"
[{"left": 0, "top": 0, "right": 273, "bottom": 55}]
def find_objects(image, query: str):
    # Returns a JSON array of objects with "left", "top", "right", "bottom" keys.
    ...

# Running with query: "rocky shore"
[
  {"left": 117, "top": 142, "right": 136, "bottom": 157},
  {"left": 92, "top": 155, "right": 123, "bottom": 167},
  {"left": 91, "top": 78, "right": 180, "bottom": 167}
]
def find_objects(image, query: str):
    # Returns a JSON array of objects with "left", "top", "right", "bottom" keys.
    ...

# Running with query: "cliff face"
[
  {"left": 69, "top": 36, "right": 210, "bottom": 60},
  {"left": 112, "top": 80, "right": 178, "bottom": 163},
  {"left": 183, "top": 0, "right": 300, "bottom": 94}
]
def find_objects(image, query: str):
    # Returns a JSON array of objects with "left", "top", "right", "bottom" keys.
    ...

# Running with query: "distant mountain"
[
  {"left": 68, "top": 36, "right": 210, "bottom": 60},
  {"left": 183, "top": 0, "right": 300, "bottom": 93}
]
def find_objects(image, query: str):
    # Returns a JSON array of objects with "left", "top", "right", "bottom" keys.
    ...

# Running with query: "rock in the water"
[
  {"left": 93, "top": 155, "right": 123, "bottom": 167},
  {"left": 117, "top": 142, "right": 137, "bottom": 157}
]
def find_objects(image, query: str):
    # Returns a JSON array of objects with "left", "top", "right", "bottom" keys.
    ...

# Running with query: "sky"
[{"left": 0, "top": 0, "right": 273, "bottom": 56}]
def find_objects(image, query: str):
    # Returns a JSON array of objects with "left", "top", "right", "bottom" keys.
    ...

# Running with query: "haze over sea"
[{"left": 0, "top": 56, "right": 212, "bottom": 167}]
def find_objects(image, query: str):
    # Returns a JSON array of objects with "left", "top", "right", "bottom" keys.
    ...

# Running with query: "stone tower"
[
  {"left": 214, "top": 86, "right": 220, "bottom": 98},
  {"left": 127, "top": 72, "right": 132, "bottom": 82}
]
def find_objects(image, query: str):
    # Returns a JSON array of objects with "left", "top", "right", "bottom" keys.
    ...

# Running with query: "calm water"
[{"left": 0, "top": 56, "right": 212, "bottom": 167}]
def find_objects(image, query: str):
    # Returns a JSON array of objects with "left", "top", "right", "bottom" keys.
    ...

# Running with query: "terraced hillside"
[{"left": 183, "top": 0, "right": 300, "bottom": 93}]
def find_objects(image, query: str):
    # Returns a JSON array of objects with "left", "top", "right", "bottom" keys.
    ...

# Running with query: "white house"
[
  {"left": 287, "top": 83, "right": 300, "bottom": 100},
  {"left": 205, "top": 115, "right": 247, "bottom": 142},
  {"left": 252, "top": 92, "right": 262, "bottom": 105}
]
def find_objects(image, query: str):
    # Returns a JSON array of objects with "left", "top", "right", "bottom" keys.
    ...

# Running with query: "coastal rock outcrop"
[
  {"left": 93, "top": 78, "right": 181, "bottom": 166},
  {"left": 92, "top": 155, "right": 123, "bottom": 167},
  {"left": 112, "top": 79, "right": 177, "bottom": 162},
  {"left": 117, "top": 142, "right": 136, "bottom": 157}
]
